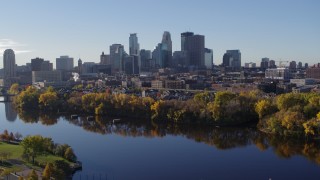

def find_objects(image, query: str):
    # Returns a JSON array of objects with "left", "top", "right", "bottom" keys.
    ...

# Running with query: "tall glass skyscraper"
[{"left": 129, "top": 33, "right": 140, "bottom": 55}]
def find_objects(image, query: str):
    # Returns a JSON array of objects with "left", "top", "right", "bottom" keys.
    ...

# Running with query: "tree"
[
  {"left": 64, "top": 147, "right": 77, "bottom": 162},
  {"left": 276, "top": 93, "right": 306, "bottom": 111},
  {"left": 0, "top": 130, "right": 9, "bottom": 142},
  {"left": 14, "top": 86, "right": 40, "bottom": 110},
  {"left": 21, "top": 135, "right": 47, "bottom": 164},
  {"left": 9, "top": 132, "right": 15, "bottom": 141},
  {"left": 27, "top": 169, "right": 38, "bottom": 180},
  {"left": 52, "top": 160, "right": 72, "bottom": 178},
  {"left": 54, "top": 144, "right": 70, "bottom": 157},
  {"left": 42, "top": 162, "right": 54, "bottom": 180},
  {"left": 39, "top": 91, "right": 59, "bottom": 110},
  {"left": 255, "top": 99, "right": 277, "bottom": 119},
  {"left": 9, "top": 83, "right": 19, "bottom": 94}
]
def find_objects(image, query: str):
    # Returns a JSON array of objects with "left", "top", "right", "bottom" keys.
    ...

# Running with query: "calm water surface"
[{"left": 0, "top": 102, "right": 320, "bottom": 180}]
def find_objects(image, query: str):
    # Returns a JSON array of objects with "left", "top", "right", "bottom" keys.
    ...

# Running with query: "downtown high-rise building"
[
  {"left": 3, "top": 49, "right": 16, "bottom": 86},
  {"left": 31, "top": 57, "right": 53, "bottom": 71},
  {"left": 223, "top": 50, "right": 241, "bottom": 70},
  {"left": 151, "top": 31, "right": 173, "bottom": 69},
  {"left": 140, "top": 49, "right": 152, "bottom": 71},
  {"left": 180, "top": 32, "right": 205, "bottom": 69},
  {"left": 129, "top": 33, "right": 140, "bottom": 55},
  {"left": 204, "top": 48, "right": 213, "bottom": 69},
  {"left": 161, "top": 31, "right": 172, "bottom": 68},
  {"left": 260, "top": 57, "right": 270, "bottom": 69},
  {"left": 78, "top": 58, "right": 82, "bottom": 74},
  {"left": 56, "top": 56, "right": 74, "bottom": 71},
  {"left": 110, "top": 44, "right": 126, "bottom": 73}
]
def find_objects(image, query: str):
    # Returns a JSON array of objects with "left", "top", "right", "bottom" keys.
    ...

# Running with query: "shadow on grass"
[{"left": 0, "top": 161, "right": 13, "bottom": 168}]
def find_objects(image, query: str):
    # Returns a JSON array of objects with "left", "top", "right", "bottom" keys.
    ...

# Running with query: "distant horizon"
[{"left": 1, "top": 0, "right": 319, "bottom": 68}]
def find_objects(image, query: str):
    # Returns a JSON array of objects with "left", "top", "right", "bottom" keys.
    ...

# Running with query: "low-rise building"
[
  {"left": 265, "top": 68, "right": 291, "bottom": 80},
  {"left": 151, "top": 80, "right": 164, "bottom": 89},
  {"left": 165, "top": 80, "right": 185, "bottom": 89},
  {"left": 290, "top": 78, "right": 315, "bottom": 87},
  {"left": 32, "top": 71, "right": 62, "bottom": 83}
]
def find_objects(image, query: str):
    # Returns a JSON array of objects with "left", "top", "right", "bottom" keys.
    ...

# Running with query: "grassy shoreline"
[{"left": 0, "top": 141, "right": 75, "bottom": 177}]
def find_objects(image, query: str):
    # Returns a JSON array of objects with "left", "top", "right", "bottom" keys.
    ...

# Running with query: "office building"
[
  {"left": 265, "top": 68, "right": 291, "bottom": 80},
  {"left": 306, "top": 64, "right": 320, "bottom": 79},
  {"left": 129, "top": 33, "right": 139, "bottom": 55},
  {"left": 269, "top": 60, "right": 276, "bottom": 68},
  {"left": 31, "top": 58, "right": 44, "bottom": 71},
  {"left": 172, "top": 51, "right": 189, "bottom": 68},
  {"left": 3, "top": 49, "right": 16, "bottom": 81},
  {"left": 260, "top": 58, "right": 269, "bottom": 69},
  {"left": 100, "top": 52, "right": 110, "bottom": 65},
  {"left": 41, "top": 61, "right": 53, "bottom": 71},
  {"left": 78, "top": 59, "right": 82, "bottom": 74},
  {"left": 289, "top": 61, "right": 297, "bottom": 70},
  {"left": 305, "top": 63, "right": 309, "bottom": 69},
  {"left": 161, "top": 31, "right": 173, "bottom": 68},
  {"left": 181, "top": 32, "right": 205, "bottom": 69},
  {"left": 110, "top": 44, "right": 126, "bottom": 73},
  {"left": 82, "top": 62, "right": 96, "bottom": 74},
  {"left": 32, "top": 71, "right": 62, "bottom": 83},
  {"left": 124, "top": 55, "right": 139, "bottom": 75},
  {"left": 204, "top": 48, "right": 213, "bottom": 69},
  {"left": 56, "top": 56, "right": 74, "bottom": 71},
  {"left": 222, "top": 53, "right": 232, "bottom": 67},
  {"left": 140, "top": 49, "right": 152, "bottom": 71},
  {"left": 181, "top": 32, "right": 194, "bottom": 51}
]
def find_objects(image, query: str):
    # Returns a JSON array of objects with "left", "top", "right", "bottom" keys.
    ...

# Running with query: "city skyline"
[{"left": 0, "top": 0, "right": 319, "bottom": 68}]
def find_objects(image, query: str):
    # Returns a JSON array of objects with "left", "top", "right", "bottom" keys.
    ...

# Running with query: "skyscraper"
[
  {"left": 124, "top": 55, "right": 139, "bottom": 75},
  {"left": 31, "top": 57, "right": 44, "bottom": 71},
  {"left": 260, "top": 58, "right": 270, "bottom": 69},
  {"left": 222, "top": 53, "right": 232, "bottom": 67},
  {"left": 223, "top": 50, "right": 241, "bottom": 70},
  {"left": 56, "top": 56, "right": 74, "bottom": 71},
  {"left": 140, "top": 49, "right": 152, "bottom": 71},
  {"left": 78, "top": 59, "right": 82, "bottom": 74},
  {"left": 227, "top": 50, "right": 241, "bottom": 69},
  {"left": 129, "top": 33, "right": 139, "bottom": 55},
  {"left": 3, "top": 49, "right": 16, "bottom": 81},
  {"left": 161, "top": 31, "right": 173, "bottom": 68},
  {"left": 110, "top": 44, "right": 126, "bottom": 73},
  {"left": 204, "top": 48, "right": 213, "bottom": 69},
  {"left": 152, "top": 43, "right": 163, "bottom": 68},
  {"left": 180, "top": 32, "right": 205, "bottom": 69},
  {"left": 289, "top": 61, "right": 297, "bottom": 70},
  {"left": 181, "top": 32, "right": 194, "bottom": 51}
]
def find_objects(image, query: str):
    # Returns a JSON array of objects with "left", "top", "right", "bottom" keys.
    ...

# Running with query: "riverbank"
[{"left": 0, "top": 141, "right": 80, "bottom": 178}]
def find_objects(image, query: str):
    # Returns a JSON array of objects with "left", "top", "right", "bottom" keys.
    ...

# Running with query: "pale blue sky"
[{"left": 0, "top": 0, "right": 319, "bottom": 67}]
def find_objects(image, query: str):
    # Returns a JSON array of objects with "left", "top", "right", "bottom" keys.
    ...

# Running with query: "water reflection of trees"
[
  {"left": 17, "top": 113, "right": 320, "bottom": 165},
  {"left": 17, "top": 109, "right": 58, "bottom": 125}
]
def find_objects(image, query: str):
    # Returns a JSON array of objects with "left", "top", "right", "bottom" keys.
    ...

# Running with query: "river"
[{"left": 0, "top": 102, "right": 320, "bottom": 180}]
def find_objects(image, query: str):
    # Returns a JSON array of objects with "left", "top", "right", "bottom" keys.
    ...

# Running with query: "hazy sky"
[{"left": 0, "top": 0, "right": 319, "bottom": 68}]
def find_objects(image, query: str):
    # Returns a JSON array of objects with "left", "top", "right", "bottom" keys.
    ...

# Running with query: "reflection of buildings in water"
[{"left": 5, "top": 102, "right": 17, "bottom": 122}]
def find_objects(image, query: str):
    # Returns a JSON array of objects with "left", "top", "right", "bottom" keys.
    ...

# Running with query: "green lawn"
[
  {"left": 0, "top": 142, "right": 72, "bottom": 169},
  {"left": 0, "top": 142, "right": 23, "bottom": 159}
]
